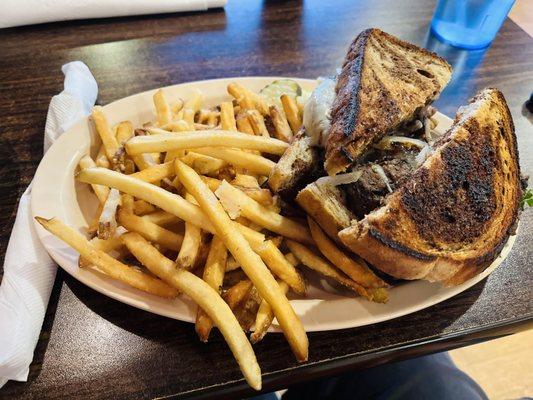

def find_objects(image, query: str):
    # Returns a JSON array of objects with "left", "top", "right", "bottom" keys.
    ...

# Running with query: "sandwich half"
[
  {"left": 269, "top": 28, "right": 452, "bottom": 200},
  {"left": 338, "top": 88, "right": 522, "bottom": 285},
  {"left": 324, "top": 28, "right": 452, "bottom": 175}
]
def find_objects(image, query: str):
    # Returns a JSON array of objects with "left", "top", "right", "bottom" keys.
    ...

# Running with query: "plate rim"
[{"left": 30, "top": 76, "right": 517, "bottom": 332}]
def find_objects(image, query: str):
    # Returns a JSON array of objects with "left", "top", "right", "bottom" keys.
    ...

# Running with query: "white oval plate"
[{"left": 31, "top": 77, "right": 515, "bottom": 332}]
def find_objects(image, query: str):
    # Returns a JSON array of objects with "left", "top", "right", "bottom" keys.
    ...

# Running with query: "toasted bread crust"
[
  {"left": 325, "top": 28, "right": 452, "bottom": 175},
  {"left": 339, "top": 89, "right": 521, "bottom": 284},
  {"left": 296, "top": 182, "right": 354, "bottom": 243},
  {"left": 268, "top": 130, "right": 323, "bottom": 201},
  {"left": 340, "top": 224, "right": 439, "bottom": 279}
]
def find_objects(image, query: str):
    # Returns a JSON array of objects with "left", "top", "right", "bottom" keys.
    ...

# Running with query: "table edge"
[{"left": 168, "top": 315, "right": 533, "bottom": 399}]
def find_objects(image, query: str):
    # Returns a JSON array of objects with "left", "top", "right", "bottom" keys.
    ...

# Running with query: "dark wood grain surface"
[{"left": 1, "top": 0, "right": 532, "bottom": 398}]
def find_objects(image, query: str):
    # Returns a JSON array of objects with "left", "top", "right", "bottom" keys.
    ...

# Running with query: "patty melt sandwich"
[{"left": 268, "top": 28, "right": 523, "bottom": 286}]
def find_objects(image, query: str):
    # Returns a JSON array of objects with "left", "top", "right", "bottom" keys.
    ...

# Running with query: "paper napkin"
[{"left": 0, "top": 61, "right": 98, "bottom": 387}]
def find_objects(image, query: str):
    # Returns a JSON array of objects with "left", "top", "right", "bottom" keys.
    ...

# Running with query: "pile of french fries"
[{"left": 36, "top": 81, "right": 389, "bottom": 390}]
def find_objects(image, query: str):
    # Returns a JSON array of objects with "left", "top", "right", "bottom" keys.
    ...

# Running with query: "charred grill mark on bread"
[
  {"left": 401, "top": 133, "right": 498, "bottom": 245},
  {"left": 369, "top": 229, "right": 436, "bottom": 261},
  {"left": 339, "top": 34, "right": 368, "bottom": 139},
  {"left": 339, "top": 89, "right": 522, "bottom": 284}
]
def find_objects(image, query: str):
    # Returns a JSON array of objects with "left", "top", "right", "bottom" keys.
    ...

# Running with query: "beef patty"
[{"left": 342, "top": 147, "right": 418, "bottom": 219}]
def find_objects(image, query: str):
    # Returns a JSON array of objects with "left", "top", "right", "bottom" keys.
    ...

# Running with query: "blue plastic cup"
[{"left": 431, "top": 0, "right": 516, "bottom": 50}]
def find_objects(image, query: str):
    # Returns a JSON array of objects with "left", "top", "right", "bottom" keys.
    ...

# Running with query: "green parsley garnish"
[{"left": 520, "top": 188, "right": 533, "bottom": 210}]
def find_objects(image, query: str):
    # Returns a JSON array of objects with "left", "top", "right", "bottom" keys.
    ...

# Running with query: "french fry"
[
  {"left": 175, "top": 160, "right": 308, "bottom": 362},
  {"left": 131, "top": 153, "right": 157, "bottom": 171},
  {"left": 231, "top": 174, "right": 260, "bottom": 188},
  {"left": 250, "top": 281, "right": 289, "bottom": 343},
  {"left": 153, "top": 89, "right": 172, "bottom": 126},
  {"left": 134, "top": 200, "right": 156, "bottom": 215},
  {"left": 215, "top": 180, "right": 312, "bottom": 245},
  {"left": 115, "top": 122, "right": 135, "bottom": 174},
  {"left": 226, "top": 256, "right": 241, "bottom": 271},
  {"left": 237, "top": 187, "right": 274, "bottom": 206},
  {"left": 161, "top": 120, "right": 190, "bottom": 133},
  {"left": 220, "top": 101, "right": 237, "bottom": 131},
  {"left": 269, "top": 105, "right": 293, "bottom": 142},
  {"left": 92, "top": 106, "right": 120, "bottom": 162},
  {"left": 171, "top": 176, "right": 183, "bottom": 192},
  {"left": 175, "top": 90, "right": 203, "bottom": 121},
  {"left": 96, "top": 144, "right": 111, "bottom": 169},
  {"left": 142, "top": 210, "right": 179, "bottom": 226},
  {"left": 184, "top": 89, "right": 203, "bottom": 113},
  {"left": 120, "top": 232, "right": 261, "bottom": 390},
  {"left": 193, "top": 122, "right": 214, "bottom": 130},
  {"left": 121, "top": 194, "right": 134, "bottom": 214},
  {"left": 200, "top": 175, "right": 222, "bottom": 192},
  {"left": 246, "top": 222, "right": 264, "bottom": 232},
  {"left": 223, "top": 279, "right": 253, "bottom": 309},
  {"left": 118, "top": 211, "right": 183, "bottom": 251},
  {"left": 207, "top": 111, "right": 218, "bottom": 127},
  {"left": 192, "top": 147, "right": 275, "bottom": 176},
  {"left": 284, "top": 252, "right": 299, "bottom": 267},
  {"left": 247, "top": 110, "right": 270, "bottom": 137},
  {"left": 163, "top": 117, "right": 193, "bottom": 163},
  {"left": 130, "top": 161, "right": 174, "bottom": 183},
  {"left": 79, "top": 231, "right": 130, "bottom": 268},
  {"left": 87, "top": 202, "right": 103, "bottom": 234},
  {"left": 79, "top": 168, "right": 213, "bottom": 231},
  {"left": 176, "top": 195, "right": 203, "bottom": 269},
  {"left": 116, "top": 121, "right": 134, "bottom": 144},
  {"left": 181, "top": 152, "right": 227, "bottom": 176},
  {"left": 269, "top": 236, "right": 283, "bottom": 248},
  {"left": 236, "top": 112, "right": 256, "bottom": 135},
  {"left": 286, "top": 240, "right": 387, "bottom": 303},
  {"left": 228, "top": 83, "right": 254, "bottom": 110},
  {"left": 183, "top": 108, "right": 196, "bottom": 128},
  {"left": 171, "top": 99, "right": 184, "bottom": 117},
  {"left": 35, "top": 217, "right": 177, "bottom": 298},
  {"left": 77, "top": 168, "right": 265, "bottom": 247},
  {"left": 233, "top": 286, "right": 261, "bottom": 331},
  {"left": 228, "top": 83, "right": 270, "bottom": 115},
  {"left": 127, "top": 130, "right": 289, "bottom": 155},
  {"left": 280, "top": 94, "right": 301, "bottom": 133},
  {"left": 90, "top": 235, "right": 125, "bottom": 253},
  {"left": 307, "top": 217, "right": 388, "bottom": 289},
  {"left": 98, "top": 188, "right": 121, "bottom": 239},
  {"left": 78, "top": 155, "right": 109, "bottom": 203},
  {"left": 255, "top": 240, "right": 306, "bottom": 295},
  {"left": 196, "top": 236, "right": 228, "bottom": 342},
  {"left": 202, "top": 175, "right": 273, "bottom": 205}
]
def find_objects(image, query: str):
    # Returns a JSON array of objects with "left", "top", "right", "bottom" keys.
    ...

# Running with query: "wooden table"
[{"left": 1, "top": 1, "right": 532, "bottom": 398}]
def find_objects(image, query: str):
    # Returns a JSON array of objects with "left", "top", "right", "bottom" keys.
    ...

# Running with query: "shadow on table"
[
  {"left": 63, "top": 263, "right": 487, "bottom": 353},
  {"left": 64, "top": 272, "right": 195, "bottom": 342}
]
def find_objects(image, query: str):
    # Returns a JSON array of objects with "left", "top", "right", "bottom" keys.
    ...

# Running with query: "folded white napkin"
[
  {"left": 0, "top": 61, "right": 98, "bottom": 388},
  {"left": 1, "top": 0, "right": 227, "bottom": 29}
]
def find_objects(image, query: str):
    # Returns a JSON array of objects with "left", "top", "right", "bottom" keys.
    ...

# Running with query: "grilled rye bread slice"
[
  {"left": 296, "top": 181, "right": 354, "bottom": 243},
  {"left": 339, "top": 89, "right": 522, "bottom": 285},
  {"left": 268, "top": 130, "right": 324, "bottom": 201},
  {"left": 325, "top": 28, "right": 452, "bottom": 175}
]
